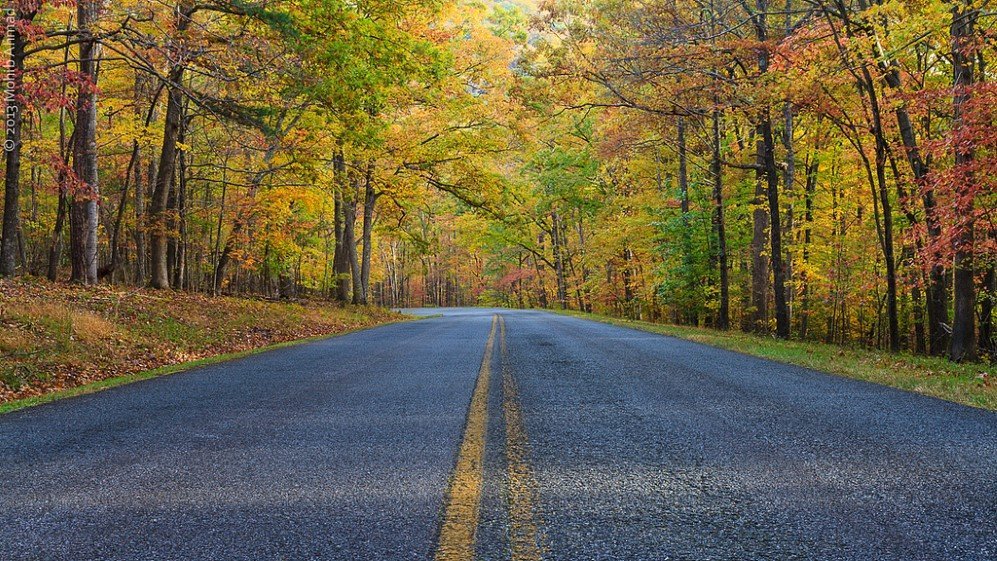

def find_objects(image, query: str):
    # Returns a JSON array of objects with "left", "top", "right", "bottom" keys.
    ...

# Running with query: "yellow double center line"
[
  {"left": 435, "top": 315, "right": 497, "bottom": 561},
  {"left": 435, "top": 314, "right": 542, "bottom": 561}
]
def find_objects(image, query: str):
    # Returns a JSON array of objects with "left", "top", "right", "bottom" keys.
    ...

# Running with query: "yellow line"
[
  {"left": 435, "top": 314, "right": 498, "bottom": 561},
  {"left": 499, "top": 315, "right": 544, "bottom": 561}
]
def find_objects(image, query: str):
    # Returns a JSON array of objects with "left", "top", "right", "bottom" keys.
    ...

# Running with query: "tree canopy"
[{"left": 1, "top": 0, "right": 994, "bottom": 362}]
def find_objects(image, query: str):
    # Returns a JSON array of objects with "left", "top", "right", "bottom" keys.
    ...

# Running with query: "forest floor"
[
  {"left": 558, "top": 310, "right": 996, "bottom": 411},
  {"left": 0, "top": 278, "right": 402, "bottom": 413}
]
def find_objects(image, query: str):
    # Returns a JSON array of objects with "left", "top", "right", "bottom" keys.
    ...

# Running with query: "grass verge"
[
  {"left": 1, "top": 277, "right": 404, "bottom": 413},
  {"left": 0, "top": 325, "right": 401, "bottom": 416},
  {"left": 556, "top": 310, "right": 995, "bottom": 411}
]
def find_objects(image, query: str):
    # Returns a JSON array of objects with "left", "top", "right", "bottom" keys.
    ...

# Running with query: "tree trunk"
[
  {"left": 761, "top": 113, "right": 790, "bottom": 338},
  {"left": 149, "top": 2, "right": 193, "bottom": 289},
  {"left": 748, "top": 0, "right": 790, "bottom": 338},
  {"left": 0, "top": 11, "right": 34, "bottom": 277},
  {"left": 101, "top": 143, "right": 139, "bottom": 280},
  {"left": 750, "top": 137, "right": 769, "bottom": 332},
  {"left": 889, "top": 82, "right": 948, "bottom": 354},
  {"left": 859, "top": 64, "right": 901, "bottom": 352},
  {"left": 149, "top": 69, "right": 184, "bottom": 289},
  {"left": 47, "top": 189, "right": 68, "bottom": 282},
  {"left": 345, "top": 196, "right": 361, "bottom": 305},
  {"left": 949, "top": 2, "right": 977, "bottom": 361},
  {"left": 70, "top": 0, "right": 103, "bottom": 285},
  {"left": 870, "top": 15, "right": 949, "bottom": 355},
  {"left": 358, "top": 162, "right": 377, "bottom": 305},
  {"left": 332, "top": 159, "right": 351, "bottom": 302},
  {"left": 133, "top": 74, "right": 157, "bottom": 286},
  {"left": 747, "top": 2, "right": 771, "bottom": 333},
  {"left": 711, "top": 109, "right": 730, "bottom": 330}
]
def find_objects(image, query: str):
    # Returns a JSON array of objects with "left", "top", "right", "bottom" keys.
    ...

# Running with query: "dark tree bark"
[
  {"left": 1, "top": 9, "right": 35, "bottom": 277},
  {"left": 745, "top": 2, "right": 770, "bottom": 333},
  {"left": 344, "top": 195, "right": 361, "bottom": 305},
  {"left": 711, "top": 109, "right": 730, "bottom": 330},
  {"left": 852, "top": 5, "right": 951, "bottom": 354},
  {"left": 818, "top": 0, "right": 899, "bottom": 350},
  {"left": 332, "top": 152, "right": 351, "bottom": 302},
  {"left": 149, "top": 1, "right": 194, "bottom": 289},
  {"left": 887, "top": 77, "right": 949, "bottom": 355},
  {"left": 358, "top": 161, "right": 378, "bottom": 305},
  {"left": 70, "top": 0, "right": 103, "bottom": 285},
  {"left": 761, "top": 114, "right": 790, "bottom": 338},
  {"left": 949, "top": 2, "right": 977, "bottom": 362},
  {"left": 150, "top": 71, "right": 184, "bottom": 289},
  {"left": 855, "top": 63, "right": 901, "bottom": 352},
  {"left": 133, "top": 74, "right": 159, "bottom": 286},
  {"left": 747, "top": 0, "right": 790, "bottom": 337}
]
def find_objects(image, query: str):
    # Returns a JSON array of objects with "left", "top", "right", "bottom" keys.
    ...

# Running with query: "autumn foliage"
[{"left": 0, "top": 0, "right": 994, "bottom": 369}]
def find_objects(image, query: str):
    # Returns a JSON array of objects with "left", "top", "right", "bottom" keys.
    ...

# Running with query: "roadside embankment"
[{"left": 0, "top": 278, "right": 402, "bottom": 412}]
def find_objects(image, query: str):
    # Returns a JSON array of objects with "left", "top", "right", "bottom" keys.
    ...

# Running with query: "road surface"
[{"left": 1, "top": 308, "right": 995, "bottom": 560}]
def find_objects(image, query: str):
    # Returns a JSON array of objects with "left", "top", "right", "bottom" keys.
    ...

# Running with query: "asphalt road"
[{"left": 1, "top": 308, "right": 995, "bottom": 560}]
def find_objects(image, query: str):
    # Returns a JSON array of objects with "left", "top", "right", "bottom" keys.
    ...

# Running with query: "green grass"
[
  {"left": 0, "top": 320, "right": 408, "bottom": 416},
  {"left": 556, "top": 310, "right": 995, "bottom": 411}
]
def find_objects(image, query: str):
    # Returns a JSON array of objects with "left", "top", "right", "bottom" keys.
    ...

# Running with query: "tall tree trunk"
[
  {"left": 149, "top": 2, "right": 193, "bottom": 289},
  {"left": 0, "top": 10, "right": 35, "bottom": 277},
  {"left": 149, "top": 77, "right": 184, "bottom": 288},
  {"left": 868, "top": 14, "right": 949, "bottom": 355},
  {"left": 874, "top": 139, "right": 900, "bottom": 352},
  {"left": 887, "top": 77, "right": 948, "bottom": 355},
  {"left": 332, "top": 153, "right": 351, "bottom": 302},
  {"left": 750, "top": 135, "right": 770, "bottom": 332},
  {"left": 749, "top": 0, "right": 790, "bottom": 338},
  {"left": 358, "top": 162, "right": 377, "bottom": 305},
  {"left": 949, "top": 2, "right": 977, "bottom": 361},
  {"left": 133, "top": 148, "right": 146, "bottom": 285},
  {"left": 133, "top": 74, "right": 158, "bottom": 286},
  {"left": 711, "top": 109, "right": 730, "bottom": 330},
  {"left": 70, "top": 0, "right": 103, "bottom": 285},
  {"left": 857, "top": 63, "right": 901, "bottom": 352},
  {"left": 761, "top": 113, "right": 790, "bottom": 338},
  {"left": 747, "top": 2, "right": 770, "bottom": 333},
  {"left": 47, "top": 107, "right": 75, "bottom": 282},
  {"left": 345, "top": 197, "right": 361, "bottom": 305}
]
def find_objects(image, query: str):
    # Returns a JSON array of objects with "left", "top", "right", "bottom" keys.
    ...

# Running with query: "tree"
[{"left": 69, "top": 0, "right": 104, "bottom": 284}]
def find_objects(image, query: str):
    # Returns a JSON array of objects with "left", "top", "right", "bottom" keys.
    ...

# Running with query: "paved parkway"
[{"left": 1, "top": 308, "right": 994, "bottom": 560}]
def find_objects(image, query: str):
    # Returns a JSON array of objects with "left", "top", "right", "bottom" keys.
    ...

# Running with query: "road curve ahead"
[{"left": 1, "top": 308, "right": 995, "bottom": 560}]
